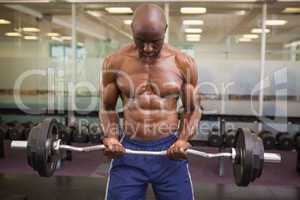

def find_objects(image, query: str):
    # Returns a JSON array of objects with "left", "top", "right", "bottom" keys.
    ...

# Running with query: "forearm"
[
  {"left": 100, "top": 111, "right": 119, "bottom": 139},
  {"left": 178, "top": 109, "right": 202, "bottom": 141}
]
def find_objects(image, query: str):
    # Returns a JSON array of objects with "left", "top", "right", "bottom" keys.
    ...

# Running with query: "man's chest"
[{"left": 116, "top": 56, "right": 184, "bottom": 97}]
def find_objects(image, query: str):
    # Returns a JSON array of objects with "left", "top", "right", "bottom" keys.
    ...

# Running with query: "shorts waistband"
[{"left": 122, "top": 133, "right": 178, "bottom": 147}]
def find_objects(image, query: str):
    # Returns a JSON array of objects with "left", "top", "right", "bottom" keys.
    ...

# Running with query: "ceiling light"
[
  {"left": 284, "top": 40, "right": 300, "bottom": 48},
  {"left": 0, "top": 19, "right": 11, "bottom": 24},
  {"left": 183, "top": 20, "right": 204, "bottom": 26},
  {"left": 124, "top": 20, "right": 132, "bottom": 25},
  {"left": 186, "top": 34, "right": 201, "bottom": 40},
  {"left": 61, "top": 36, "right": 72, "bottom": 41},
  {"left": 5, "top": 32, "right": 21, "bottom": 37},
  {"left": 238, "top": 38, "right": 252, "bottom": 42},
  {"left": 243, "top": 34, "right": 259, "bottom": 39},
  {"left": 22, "top": 27, "right": 40, "bottom": 32},
  {"left": 266, "top": 19, "right": 287, "bottom": 26},
  {"left": 251, "top": 28, "right": 270, "bottom": 34},
  {"left": 24, "top": 35, "right": 38, "bottom": 40},
  {"left": 47, "top": 32, "right": 60, "bottom": 37},
  {"left": 186, "top": 36, "right": 200, "bottom": 42},
  {"left": 282, "top": 7, "right": 300, "bottom": 14},
  {"left": 105, "top": 7, "right": 133, "bottom": 14},
  {"left": 180, "top": 7, "right": 206, "bottom": 14},
  {"left": 235, "top": 10, "right": 246, "bottom": 15},
  {"left": 186, "top": 38, "right": 200, "bottom": 42},
  {"left": 86, "top": 10, "right": 102, "bottom": 18},
  {"left": 51, "top": 36, "right": 63, "bottom": 42},
  {"left": 185, "top": 28, "right": 202, "bottom": 33}
]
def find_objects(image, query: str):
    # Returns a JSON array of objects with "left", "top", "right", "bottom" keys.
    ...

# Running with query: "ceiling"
[{"left": 0, "top": 1, "right": 299, "bottom": 47}]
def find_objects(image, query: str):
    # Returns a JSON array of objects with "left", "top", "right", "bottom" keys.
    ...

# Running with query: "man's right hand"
[{"left": 103, "top": 137, "right": 126, "bottom": 159}]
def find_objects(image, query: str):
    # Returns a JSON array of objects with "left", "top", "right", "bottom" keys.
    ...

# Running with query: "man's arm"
[
  {"left": 167, "top": 54, "right": 202, "bottom": 160},
  {"left": 178, "top": 55, "right": 202, "bottom": 141},
  {"left": 100, "top": 56, "right": 120, "bottom": 139},
  {"left": 99, "top": 55, "right": 125, "bottom": 158}
]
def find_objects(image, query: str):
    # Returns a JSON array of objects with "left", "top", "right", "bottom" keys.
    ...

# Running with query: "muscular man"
[{"left": 100, "top": 4, "right": 201, "bottom": 200}]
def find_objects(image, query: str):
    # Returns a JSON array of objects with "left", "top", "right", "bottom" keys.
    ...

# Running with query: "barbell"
[{"left": 10, "top": 118, "right": 281, "bottom": 187}]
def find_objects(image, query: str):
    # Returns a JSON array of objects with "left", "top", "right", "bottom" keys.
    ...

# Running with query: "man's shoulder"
[
  {"left": 103, "top": 44, "right": 136, "bottom": 68},
  {"left": 164, "top": 44, "right": 196, "bottom": 70}
]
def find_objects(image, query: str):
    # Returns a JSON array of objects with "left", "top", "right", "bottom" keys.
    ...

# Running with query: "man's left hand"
[{"left": 167, "top": 139, "right": 191, "bottom": 160}]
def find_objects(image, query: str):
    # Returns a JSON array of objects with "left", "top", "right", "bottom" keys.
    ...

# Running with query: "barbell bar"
[{"left": 11, "top": 140, "right": 281, "bottom": 162}]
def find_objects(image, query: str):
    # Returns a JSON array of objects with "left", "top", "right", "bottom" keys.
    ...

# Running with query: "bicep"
[
  {"left": 102, "top": 82, "right": 120, "bottom": 110},
  {"left": 181, "top": 56, "right": 198, "bottom": 111},
  {"left": 100, "top": 58, "right": 120, "bottom": 111}
]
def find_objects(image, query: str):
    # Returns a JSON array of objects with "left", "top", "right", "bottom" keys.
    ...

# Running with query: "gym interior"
[{"left": 0, "top": 0, "right": 299, "bottom": 199}]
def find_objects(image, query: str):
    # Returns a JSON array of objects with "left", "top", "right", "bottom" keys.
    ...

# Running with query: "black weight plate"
[
  {"left": 36, "top": 118, "right": 60, "bottom": 177},
  {"left": 0, "top": 124, "right": 8, "bottom": 140},
  {"left": 256, "top": 136, "right": 264, "bottom": 178},
  {"left": 249, "top": 133, "right": 263, "bottom": 182},
  {"left": 7, "top": 123, "right": 24, "bottom": 140},
  {"left": 262, "top": 134, "right": 275, "bottom": 150},
  {"left": 208, "top": 133, "right": 222, "bottom": 147},
  {"left": 233, "top": 128, "right": 253, "bottom": 187},
  {"left": 278, "top": 134, "right": 294, "bottom": 151},
  {"left": 61, "top": 127, "right": 72, "bottom": 143},
  {"left": 89, "top": 125, "right": 102, "bottom": 144},
  {"left": 225, "top": 133, "right": 235, "bottom": 148},
  {"left": 72, "top": 125, "right": 89, "bottom": 143},
  {"left": 89, "top": 133, "right": 102, "bottom": 144},
  {"left": 295, "top": 133, "right": 300, "bottom": 150},
  {"left": 27, "top": 124, "right": 40, "bottom": 170}
]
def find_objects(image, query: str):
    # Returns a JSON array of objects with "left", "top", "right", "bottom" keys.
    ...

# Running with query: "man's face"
[{"left": 132, "top": 28, "right": 165, "bottom": 62}]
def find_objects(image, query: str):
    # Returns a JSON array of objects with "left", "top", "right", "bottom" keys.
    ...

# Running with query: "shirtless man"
[{"left": 100, "top": 4, "right": 201, "bottom": 200}]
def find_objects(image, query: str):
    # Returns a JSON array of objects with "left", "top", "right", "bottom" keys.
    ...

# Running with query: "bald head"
[
  {"left": 131, "top": 4, "right": 167, "bottom": 37},
  {"left": 131, "top": 4, "right": 167, "bottom": 62}
]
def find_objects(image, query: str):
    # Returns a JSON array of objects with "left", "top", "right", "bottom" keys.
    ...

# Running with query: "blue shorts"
[{"left": 105, "top": 134, "right": 194, "bottom": 200}]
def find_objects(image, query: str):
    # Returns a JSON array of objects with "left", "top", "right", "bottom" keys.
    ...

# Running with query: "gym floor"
[{"left": 1, "top": 141, "right": 299, "bottom": 200}]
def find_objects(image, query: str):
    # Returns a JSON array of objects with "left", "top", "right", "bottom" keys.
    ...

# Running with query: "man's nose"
[{"left": 143, "top": 43, "right": 154, "bottom": 52}]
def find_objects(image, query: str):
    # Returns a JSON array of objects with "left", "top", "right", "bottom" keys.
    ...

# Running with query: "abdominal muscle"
[{"left": 122, "top": 95, "right": 180, "bottom": 141}]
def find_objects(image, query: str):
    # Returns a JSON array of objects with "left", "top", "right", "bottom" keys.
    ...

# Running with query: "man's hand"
[
  {"left": 167, "top": 139, "right": 191, "bottom": 160},
  {"left": 103, "top": 137, "right": 126, "bottom": 159}
]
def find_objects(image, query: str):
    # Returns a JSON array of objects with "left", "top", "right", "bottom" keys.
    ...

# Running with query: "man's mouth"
[{"left": 143, "top": 53, "right": 155, "bottom": 57}]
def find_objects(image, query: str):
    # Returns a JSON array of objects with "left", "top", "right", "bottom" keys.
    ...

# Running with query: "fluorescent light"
[
  {"left": 186, "top": 38, "right": 200, "bottom": 42},
  {"left": 186, "top": 36, "right": 200, "bottom": 42},
  {"left": 105, "top": 7, "right": 132, "bottom": 14},
  {"left": 124, "top": 20, "right": 132, "bottom": 25},
  {"left": 86, "top": 10, "right": 102, "bottom": 18},
  {"left": 185, "top": 28, "right": 202, "bottom": 33},
  {"left": 266, "top": 19, "right": 287, "bottom": 26},
  {"left": 282, "top": 7, "right": 300, "bottom": 14},
  {"left": 239, "top": 38, "right": 252, "bottom": 42},
  {"left": 24, "top": 35, "right": 38, "bottom": 40},
  {"left": 0, "top": 19, "right": 11, "bottom": 24},
  {"left": 284, "top": 40, "right": 300, "bottom": 48},
  {"left": 22, "top": 27, "right": 40, "bottom": 32},
  {"left": 186, "top": 34, "right": 201, "bottom": 41},
  {"left": 180, "top": 7, "right": 206, "bottom": 14},
  {"left": 51, "top": 36, "right": 63, "bottom": 42},
  {"left": 235, "top": 10, "right": 246, "bottom": 15},
  {"left": 183, "top": 20, "right": 204, "bottom": 26},
  {"left": 251, "top": 28, "right": 270, "bottom": 34},
  {"left": 5, "top": 32, "right": 21, "bottom": 37},
  {"left": 243, "top": 34, "right": 259, "bottom": 39},
  {"left": 47, "top": 32, "right": 60, "bottom": 37},
  {"left": 61, "top": 36, "right": 72, "bottom": 41}
]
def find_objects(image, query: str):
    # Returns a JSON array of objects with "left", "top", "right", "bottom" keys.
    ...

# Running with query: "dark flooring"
[{"left": 1, "top": 173, "right": 300, "bottom": 200}]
